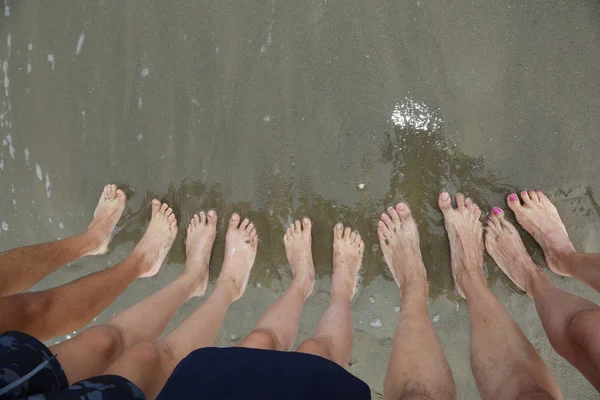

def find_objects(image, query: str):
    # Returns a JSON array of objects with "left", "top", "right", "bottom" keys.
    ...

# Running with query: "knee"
[
  {"left": 296, "top": 338, "right": 333, "bottom": 360},
  {"left": 79, "top": 326, "right": 125, "bottom": 360},
  {"left": 515, "top": 387, "right": 556, "bottom": 400},
  {"left": 126, "top": 341, "right": 177, "bottom": 371},
  {"left": 240, "top": 329, "right": 283, "bottom": 351},
  {"left": 568, "top": 309, "right": 600, "bottom": 348}
]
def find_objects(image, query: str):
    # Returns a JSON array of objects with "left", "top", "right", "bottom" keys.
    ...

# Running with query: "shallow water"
[{"left": 1, "top": 0, "right": 600, "bottom": 397}]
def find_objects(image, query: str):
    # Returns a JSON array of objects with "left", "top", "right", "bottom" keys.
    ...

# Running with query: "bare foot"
[
  {"left": 331, "top": 223, "right": 364, "bottom": 300},
  {"left": 134, "top": 200, "right": 178, "bottom": 278},
  {"left": 438, "top": 192, "right": 485, "bottom": 299},
  {"left": 217, "top": 214, "right": 258, "bottom": 301},
  {"left": 485, "top": 207, "right": 540, "bottom": 297},
  {"left": 507, "top": 190, "right": 575, "bottom": 276},
  {"left": 185, "top": 210, "right": 218, "bottom": 297},
  {"left": 284, "top": 218, "right": 316, "bottom": 299},
  {"left": 87, "top": 184, "right": 127, "bottom": 255},
  {"left": 378, "top": 203, "right": 427, "bottom": 292}
]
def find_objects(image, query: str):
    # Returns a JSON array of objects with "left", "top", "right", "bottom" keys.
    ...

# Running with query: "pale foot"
[
  {"left": 438, "top": 192, "right": 485, "bottom": 299},
  {"left": 87, "top": 184, "right": 127, "bottom": 255},
  {"left": 184, "top": 210, "right": 218, "bottom": 297},
  {"left": 134, "top": 200, "right": 178, "bottom": 278},
  {"left": 485, "top": 207, "right": 540, "bottom": 297},
  {"left": 216, "top": 214, "right": 258, "bottom": 301},
  {"left": 284, "top": 218, "right": 316, "bottom": 299},
  {"left": 378, "top": 203, "right": 427, "bottom": 291},
  {"left": 331, "top": 223, "right": 364, "bottom": 300},
  {"left": 507, "top": 190, "right": 576, "bottom": 276}
]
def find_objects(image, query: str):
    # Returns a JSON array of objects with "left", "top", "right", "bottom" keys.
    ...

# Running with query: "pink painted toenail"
[
  {"left": 492, "top": 207, "right": 502, "bottom": 215},
  {"left": 509, "top": 194, "right": 518, "bottom": 203},
  {"left": 521, "top": 191, "right": 527, "bottom": 196}
]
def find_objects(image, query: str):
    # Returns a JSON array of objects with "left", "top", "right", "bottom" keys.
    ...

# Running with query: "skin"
[
  {"left": 486, "top": 190, "right": 600, "bottom": 391},
  {"left": 379, "top": 202, "right": 456, "bottom": 400},
  {"left": 439, "top": 192, "right": 561, "bottom": 400}
]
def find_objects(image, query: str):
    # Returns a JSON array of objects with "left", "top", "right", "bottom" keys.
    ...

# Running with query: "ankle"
[
  {"left": 400, "top": 278, "right": 428, "bottom": 301},
  {"left": 527, "top": 269, "right": 553, "bottom": 299},
  {"left": 215, "top": 278, "right": 240, "bottom": 303},
  {"left": 291, "top": 275, "right": 314, "bottom": 299},
  {"left": 81, "top": 230, "right": 104, "bottom": 255}
]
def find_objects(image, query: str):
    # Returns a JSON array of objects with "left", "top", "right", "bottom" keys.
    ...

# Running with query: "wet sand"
[{"left": 1, "top": 0, "right": 600, "bottom": 397}]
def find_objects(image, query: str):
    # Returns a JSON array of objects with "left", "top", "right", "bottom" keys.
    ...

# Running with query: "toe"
[
  {"left": 350, "top": 231, "right": 357, "bottom": 242},
  {"left": 160, "top": 202, "right": 169, "bottom": 213},
  {"left": 229, "top": 213, "right": 240, "bottom": 228},
  {"left": 381, "top": 212, "right": 393, "bottom": 231},
  {"left": 343, "top": 226, "right": 352, "bottom": 239},
  {"left": 207, "top": 210, "right": 218, "bottom": 224},
  {"left": 198, "top": 212, "right": 206, "bottom": 224},
  {"left": 377, "top": 229, "right": 387, "bottom": 244},
  {"left": 456, "top": 193, "right": 465, "bottom": 210},
  {"left": 438, "top": 192, "right": 452, "bottom": 212},
  {"left": 472, "top": 202, "right": 482, "bottom": 218},
  {"left": 529, "top": 190, "right": 539, "bottom": 203},
  {"left": 334, "top": 223, "right": 344, "bottom": 239},
  {"left": 246, "top": 222, "right": 255, "bottom": 234},
  {"left": 289, "top": 222, "right": 296, "bottom": 234},
  {"left": 294, "top": 220, "right": 302, "bottom": 233},
  {"left": 151, "top": 199, "right": 161, "bottom": 214},
  {"left": 378, "top": 220, "right": 390, "bottom": 237},
  {"left": 492, "top": 206, "right": 504, "bottom": 218},
  {"left": 359, "top": 240, "right": 365, "bottom": 250},
  {"left": 116, "top": 189, "right": 126, "bottom": 201},
  {"left": 355, "top": 233, "right": 361, "bottom": 244},
  {"left": 187, "top": 224, "right": 192, "bottom": 235},
  {"left": 396, "top": 202, "right": 411, "bottom": 220},
  {"left": 465, "top": 197, "right": 474, "bottom": 209},
  {"left": 166, "top": 207, "right": 173, "bottom": 217},
  {"left": 284, "top": 227, "right": 292, "bottom": 241},
  {"left": 168, "top": 213, "right": 176, "bottom": 222},
  {"left": 536, "top": 190, "right": 549, "bottom": 204},
  {"left": 240, "top": 218, "right": 250, "bottom": 230},
  {"left": 521, "top": 190, "right": 532, "bottom": 205},
  {"left": 507, "top": 193, "right": 521, "bottom": 211},
  {"left": 487, "top": 213, "right": 501, "bottom": 229},
  {"left": 388, "top": 206, "right": 400, "bottom": 223},
  {"left": 302, "top": 217, "right": 311, "bottom": 232},
  {"left": 193, "top": 214, "right": 200, "bottom": 226},
  {"left": 250, "top": 229, "right": 257, "bottom": 241}
]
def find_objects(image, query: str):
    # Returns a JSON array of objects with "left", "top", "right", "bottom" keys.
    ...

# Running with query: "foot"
[
  {"left": 284, "top": 218, "right": 316, "bottom": 299},
  {"left": 378, "top": 203, "right": 427, "bottom": 292},
  {"left": 507, "top": 190, "right": 576, "bottom": 276},
  {"left": 485, "top": 207, "right": 540, "bottom": 297},
  {"left": 331, "top": 223, "right": 364, "bottom": 300},
  {"left": 133, "top": 200, "right": 178, "bottom": 278},
  {"left": 217, "top": 214, "right": 258, "bottom": 301},
  {"left": 184, "top": 210, "right": 218, "bottom": 297},
  {"left": 438, "top": 192, "right": 485, "bottom": 299},
  {"left": 87, "top": 184, "right": 127, "bottom": 255}
]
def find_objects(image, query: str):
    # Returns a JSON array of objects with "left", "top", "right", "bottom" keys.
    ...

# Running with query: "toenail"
[
  {"left": 208, "top": 210, "right": 215, "bottom": 217},
  {"left": 509, "top": 194, "right": 518, "bottom": 202},
  {"left": 492, "top": 207, "right": 502, "bottom": 215},
  {"left": 336, "top": 224, "right": 343, "bottom": 230},
  {"left": 397, "top": 203, "right": 406, "bottom": 211},
  {"left": 521, "top": 191, "right": 527, "bottom": 196},
  {"left": 442, "top": 192, "right": 450, "bottom": 200}
]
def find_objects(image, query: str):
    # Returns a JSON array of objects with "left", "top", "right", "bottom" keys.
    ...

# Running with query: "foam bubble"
[
  {"left": 1, "top": 221, "right": 7, "bottom": 231},
  {"left": 24, "top": 148, "right": 30, "bottom": 166},
  {"left": 75, "top": 33, "right": 85, "bottom": 55},
  {"left": 391, "top": 97, "right": 442, "bottom": 131},
  {"left": 141, "top": 68, "right": 149, "bottom": 77},
  {"left": 369, "top": 319, "right": 383, "bottom": 328},
  {"left": 45, "top": 173, "right": 51, "bottom": 197},
  {"left": 47, "top": 54, "right": 55, "bottom": 71},
  {"left": 35, "top": 163, "right": 42, "bottom": 180}
]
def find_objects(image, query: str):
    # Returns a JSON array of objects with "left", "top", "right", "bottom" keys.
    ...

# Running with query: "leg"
[
  {"left": 507, "top": 190, "right": 600, "bottom": 293},
  {"left": 239, "top": 218, "right": 314, "bottom": 351},
  {"left": 296, "top": 223, "right": 362, "bottom": 368},
  {"left": 486, "top": 206, "right": 600, "bottom": 391},
  {"left": 102, "top": 214, "right": 258, "bottom": 399},
  {"left": 378, "top": 203, "right": 456, "bottom": 400},
  {"left": 0, "top": 199, "right": 176, "bottom": 341},
  {"left": 0, "top": 185, "right": 125, "bottom": 296},
  {"left": 51, "top": 210, "right": 216, "bottom": 384},
  {"left": 440, "top": 193, "right": 561, "bottom": 400}
]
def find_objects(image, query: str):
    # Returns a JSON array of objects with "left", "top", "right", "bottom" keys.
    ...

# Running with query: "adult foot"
[
  {"left": 134, "top": 200, "right": 178, "bottom": 278},
  {"left": 217, "top": 214, "right": 258, "bottom": 301},
  {"left": 507, "top": 190, "right": 575, "bottom": 276},
  {"left": 87, "top": 184, "right": 127, "bottom": 255},
  {"left": 331, "top": 223, "right": 364, "bottom": 301},
  {"left": 184, "top": 210, "right": 218, "bottom": 297},
  {"left": 485, "top": 207, "right": 540, "bottom": 297},
  {"left": 378, "top": 203, "right": 427, "bottom": 292},
  {"left": 438, "top": 192, "right": 485, "bottom": 299},
  {"left": 284, "top": 218, "right": 316, "bottom": 299}
]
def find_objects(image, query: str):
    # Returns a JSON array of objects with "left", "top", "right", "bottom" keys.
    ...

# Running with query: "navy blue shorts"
[
  {"left": 0, "top": 331, "right": 145, "bottom": 400},
  {"left": 157, "top": 347, "right": 371, "bottom": 400}
]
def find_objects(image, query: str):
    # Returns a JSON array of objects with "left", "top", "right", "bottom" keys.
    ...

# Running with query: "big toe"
[
  {"left": 395, "top": 202, "right": 411, "bottom": 221},
  {"left": 507, "top": 193, "right": 521, "bottom": 212},
  {"left": 438, "top": 192, "right": 453, "bottom": 213}
]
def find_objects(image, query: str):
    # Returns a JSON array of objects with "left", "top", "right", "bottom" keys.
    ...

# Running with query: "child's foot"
[
  {"left": 217, "top": 214, "right": 258, "bottom": 301},
  {"left": 284, "top": 218, "right": 316, "bottom": 300},
  {"left": 87, "top": 184, "right": 127, "bottom": 255},
  {"left": 185, "top": 210, "right": 218, "bottom": 297},
  {"left": 134, "top": 200, "right": 178, "bottom": 278}
]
